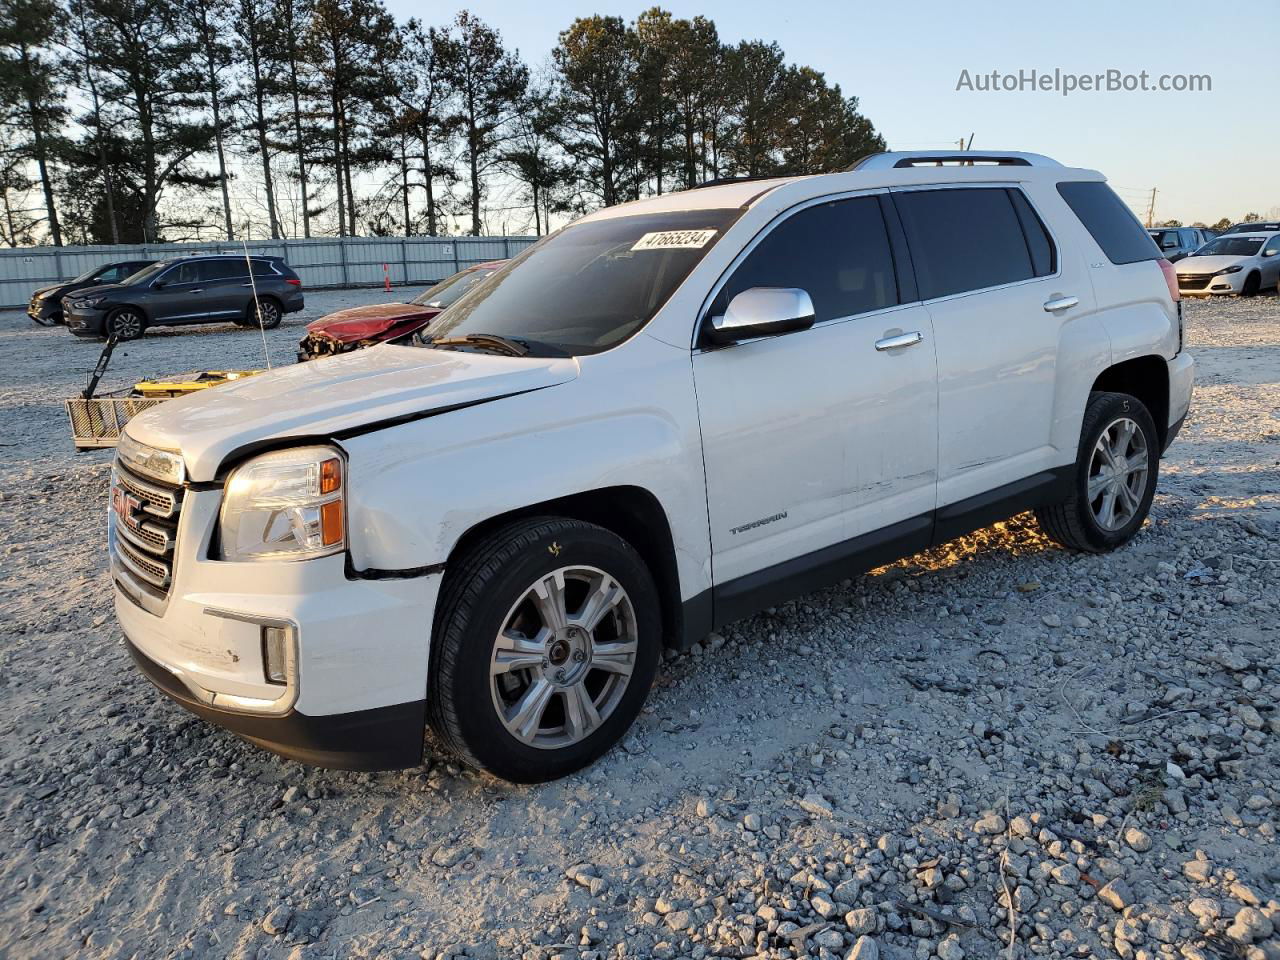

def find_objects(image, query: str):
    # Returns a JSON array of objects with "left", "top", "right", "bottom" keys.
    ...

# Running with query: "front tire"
[
  {"left": 1241, "top": 272, "right": 1261, "bottom": 297},
  {"left": 1035, "top": 391, "right": 1159, "bottom": 553},
  {"left": 428, "top": 517, "right": 661, "bottom": 783},
  {"left": 105, "top": 308, "right": 146, "bottom": 341}
]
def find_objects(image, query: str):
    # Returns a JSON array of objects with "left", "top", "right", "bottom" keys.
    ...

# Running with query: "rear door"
[
  {"left": 893, "top": 184, "right": 1094, "bottom": 515},
  {"left": 199, "top": 259, "right": 251, "bottom": 320}
]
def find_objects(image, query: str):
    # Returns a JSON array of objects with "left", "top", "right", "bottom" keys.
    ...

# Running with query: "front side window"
[
  {"left": 895, "top": 187, "right": 1037, "bottom": 300},
  {"left": 709, "top": 195, "right": 899, "bottom": 323},
  {"left": 1263, "top": 235, "right": 1280, "bottom": 256},
  {"left": 166, "top": 262, "right": 201, "bottom": 285},
  {"left": 423, "top": 208, "right": 743, "bottom": 356}
]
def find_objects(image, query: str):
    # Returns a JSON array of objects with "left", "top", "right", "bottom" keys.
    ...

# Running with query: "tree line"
[{"left": 0, "top": 2, "right": 886, "bottom": 246}]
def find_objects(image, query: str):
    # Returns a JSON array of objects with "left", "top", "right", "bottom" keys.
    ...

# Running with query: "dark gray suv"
[{"left": 63, "top": 255, "right": 305, "bottom": 340}]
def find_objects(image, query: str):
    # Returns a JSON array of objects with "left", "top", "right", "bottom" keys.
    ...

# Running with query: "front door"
[
  {"left": 148, "top": 261, "right": 210, "bottom": 323},
  {"left": 692, "top": 194, "right": 939, "bottom": 615}
]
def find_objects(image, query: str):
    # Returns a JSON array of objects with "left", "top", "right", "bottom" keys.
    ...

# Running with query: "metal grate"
[
  {"left": 65, "top": 397, "right": 164, "bottom": 449},
  {"left": 111, "top": 460, "right": 183, "bottom": 599}
]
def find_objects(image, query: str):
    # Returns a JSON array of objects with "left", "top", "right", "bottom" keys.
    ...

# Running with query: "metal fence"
[{"left": 0, "top": 235, "right": 539, "bottom": 309}]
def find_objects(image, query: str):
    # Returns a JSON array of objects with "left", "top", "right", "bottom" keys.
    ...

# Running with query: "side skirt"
[{"left": 682, "top": 466, "right": 1074, "bottom": 633}]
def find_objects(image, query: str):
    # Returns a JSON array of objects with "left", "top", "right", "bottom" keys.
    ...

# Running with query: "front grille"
[
  {"left": 1178, "top": 274, "right": 1213, "bottom": 290},
  {"left": 112, "top": 460, "right": 183, "bottom": 598}
]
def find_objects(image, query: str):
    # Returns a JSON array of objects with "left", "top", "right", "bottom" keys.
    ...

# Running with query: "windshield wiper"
[
  {"left": 418, "top": 332, "right": 570, "bottom": 358},
  {"left": 425, "top": 333, "right": 530, "bottom": 356}
]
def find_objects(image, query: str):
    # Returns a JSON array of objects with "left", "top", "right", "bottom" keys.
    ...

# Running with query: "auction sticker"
[{"left": 631, "top": 229, "right": 718, "bottom": 251}]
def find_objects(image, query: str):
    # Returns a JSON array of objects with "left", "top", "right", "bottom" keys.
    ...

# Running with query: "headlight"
[
  {"left": 219, "top": 446, "right": 345, "bottom": 562},
  {"left": 74, "top": 296, "right": 105, "bottom": 308},
  {"left": 1214, "top": 265, "right": 1243, "bottom": 276}
]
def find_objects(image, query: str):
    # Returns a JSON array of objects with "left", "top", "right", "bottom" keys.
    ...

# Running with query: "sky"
[{"left": 384, "top": 0, "right": 1278, "bottom": 227}]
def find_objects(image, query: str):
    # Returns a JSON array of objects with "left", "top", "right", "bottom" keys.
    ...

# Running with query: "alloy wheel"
[
  {"left": 489, "top": 565, "right": 637, "bottom": 750},
  {"left": 1087, "top": 416, "right": 1149, "bottom": 531},
  {"left": 109, "top": 311, "right": 143, "bottom": 339}
]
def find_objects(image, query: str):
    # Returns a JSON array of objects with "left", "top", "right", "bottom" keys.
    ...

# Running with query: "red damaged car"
[{"left": 297, "top": 260, "right": 505, "bottom": 361}]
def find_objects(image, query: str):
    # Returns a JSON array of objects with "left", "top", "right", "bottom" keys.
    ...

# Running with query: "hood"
[
  {"left": 68, "top": 281, "right": 129, "bottom": 300},
  {"left": 1176, "top": 255, "right": 1251, "bottom": 273},
  {"left": 33, "top": 283, "right": 70, "bottom": 300},
  {"left": 306, "top": 303, "right": 439, "bottom": 339},
  {"left": 124, "top": 344, "right": 580, "bottom": 481}
]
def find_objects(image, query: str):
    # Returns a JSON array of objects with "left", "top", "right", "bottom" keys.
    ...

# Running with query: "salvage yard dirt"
[{"left": 1, "top": 293, "right": 1277, "bottom": 960}]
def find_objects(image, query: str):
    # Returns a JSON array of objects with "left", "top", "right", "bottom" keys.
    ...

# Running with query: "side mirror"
[
  {"left": 703, "top": 287, "right": 815, "bottom": 346},
  {"left": 1263, "top": 249, "right": 1278, "bottom": 258},
  {"left": 152, "top": 280, "right": 166, "bottom": 289}
]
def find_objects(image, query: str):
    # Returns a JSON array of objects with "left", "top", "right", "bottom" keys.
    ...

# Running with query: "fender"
[{"left": 339, "top": 334, "right": 713, "bottom": 608}]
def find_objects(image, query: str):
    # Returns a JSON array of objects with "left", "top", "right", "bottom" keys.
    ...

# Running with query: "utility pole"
[{"left": 1145, "top": 188, "right": 1157, "bottom": 228}]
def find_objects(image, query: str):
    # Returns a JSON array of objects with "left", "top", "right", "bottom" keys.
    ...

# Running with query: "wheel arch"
[
  {"left": 443, "top": 485, "right": 691, "bottom": 650},
  {"left": 1090, "top": 355, "right": 1170, "bottom": 449}
]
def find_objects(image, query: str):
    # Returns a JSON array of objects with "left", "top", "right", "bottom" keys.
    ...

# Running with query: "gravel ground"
[{"left": 1, "top": 292, "right": 1277, "bottom": 960}]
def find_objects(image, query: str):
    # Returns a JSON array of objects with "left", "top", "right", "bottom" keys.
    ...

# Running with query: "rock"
[
  {"left": 799, "top": 793, "right": 834, "bottom": 818},
  {"left": 811, "top": 894, "right": 838, "bottom": 919},
  {"left": 1050, "top": 863, "right": 1080, "bottom": 886},
  {"left": 1237, "top": 705, "right": 1264, "bottom": 730},
  {"left": 695, "top": 797, "right": 715, "bottom": 818},
  {"left": 1147, "top": 917, "right": 1178, "bottom": 943},
  {"left": 973, "top": 813, "right": 1006, "bottom": 835},
  {"left": 262, "top": 904, "right": 293, "bottom": 936},
  {"left": 833, "top": 879, "right": 860, "bottom": 905},
  {"left": 1009, "top": 815, "right": 1033, "bottom": 838},
  {"left": 431, "top": 846, "right": 467, "bottom": 868},
  {"left": 937, "top": 933, "right": 964, "bottom": 960},
  {"left": 846, "top": 935, "right": 879, "bottom": 960},
  {"left": 665, "top": 910, "right": 692, "bottom": 931},
  {"left": 1097, "top": 878, "right": 1132, "bottom": 910},
  {"left": 814, "top": 928, "right": 844, "bottom": 950},
  {"left": 876, "top": 834, "right": 899, "bottom": 857},
  {"left": 282, "top": 785, "right": 300, "bottom": 803},
  {"left": 1115, "top": 917, "right": 1145, "bottom": 945},
  {"left": 1042, "top": 614, "right": 1062, "bottom": 628},
  {"left": 743, "top": 813, "right": 761, "bottom": 832},
  {"left": 1213, "top": 649, "right": 1251, "bottom": 671},
  {"left": 1188, "top": 899, "right": 1220, "bottom": 923},
  {"left": 1226, "top": 907, "right": 1273, "bottom": 943},
  {"left": 1183, "top": 859, "right": 1212, "bottom": 882},
  {"left": 1221, "top": 588, "right": 1248, "bottom": 606},
  {"left": 844, "top": 907, "right": 876, "bottom": 936},
  {"left": 1123, "top": 827, "right": 1152, "bottom": 852},
  {"left": 1229, "top": 882, "right": 1261, "bottom": 906}
]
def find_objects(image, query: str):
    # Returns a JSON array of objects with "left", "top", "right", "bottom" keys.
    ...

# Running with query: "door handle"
[
  {"left": 875, "top": 331, "right": 923, "bottom": 351},
  {"left": 1043, "top": 295, "right": 1079, "bottom": 313},
  {"left": 189, "top": 288, "right": 203, "bottom": 294}
]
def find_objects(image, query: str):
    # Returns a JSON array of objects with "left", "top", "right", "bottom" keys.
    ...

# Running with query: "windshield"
[
  {"left": 420, "top": 208, "right": 742, "bottom": 355},
  {"left": 1226, "top": 222, "right": 1280, "bottom": 234},
  {"left": 121, "top": 262, "right": 170, "bottom": 285},
  {"left": 1194, "top": 236, "right": 1264, "bottom": 257},
  {"left": 410, "top": 266, "right": 499, "bottom": 308}
]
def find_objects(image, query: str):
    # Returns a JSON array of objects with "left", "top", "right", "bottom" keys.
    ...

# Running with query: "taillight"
[
  {"left": 286, "top": 277, "right": 302, "bottom": 287},
  {"left": 1157, "top": 258, "right": 1180, "bottom": 303}
]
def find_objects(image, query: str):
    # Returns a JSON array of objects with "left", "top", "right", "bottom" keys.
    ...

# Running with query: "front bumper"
[
  {"left": 28, "top": 299, "right": 60, "bottom": 324},
  {"left": 64, "top": 304, "right": 109, "bottom": 336},
  {"left": 1177, "top": 270, "right": 1246, "bottom": 296},
  {"left": 112, "top": 486, "right": 440, "bottom": 769}
]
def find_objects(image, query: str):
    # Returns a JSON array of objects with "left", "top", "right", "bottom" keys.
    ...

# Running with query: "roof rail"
[
  {"left": 848, "top": 151, "right": 1061, "bottom": 171},
  {"left": 691, "top": 174, "right": 787, "bottom": 190}
]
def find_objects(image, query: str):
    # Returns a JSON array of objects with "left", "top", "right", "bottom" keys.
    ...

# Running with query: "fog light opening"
[{"left": 262, "top": 625, "right": 291, "bottom": 685}]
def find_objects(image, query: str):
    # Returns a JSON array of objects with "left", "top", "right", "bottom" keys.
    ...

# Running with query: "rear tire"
[
  {"left": 428, "top": 517, "right": 661, "bottom": 783},
  {"left": 244, "top": 297, "right": 282, "bottom": 329},
  {"left": 1035, "top": 391, "right": 1159, "bottom": 553},
  {"left": 105, "top": 308, "right": 146, "bottom": 341}
]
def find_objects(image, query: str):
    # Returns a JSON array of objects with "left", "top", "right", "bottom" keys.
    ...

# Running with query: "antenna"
[{"left": 242, "top": 237, "right": 273, "bottom": 370}]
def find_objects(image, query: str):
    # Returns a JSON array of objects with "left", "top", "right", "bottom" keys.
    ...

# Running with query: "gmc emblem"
[{"left": 112, "top": 486, "right": 144, "bottom": 532}]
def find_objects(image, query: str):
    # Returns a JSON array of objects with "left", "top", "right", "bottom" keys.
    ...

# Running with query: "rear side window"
[
  {"left": 251, "top": 259, "right": 278, "bottom": 277},
  {"left": 1056, "top": 181, "right": 1160, "bottom": 265},
  {"left": 894, "top": 187, "right": 1035, "bottom": 300},
  {"left": 200, "top": 260, "right": 248, "bottom": 281},
  {"left": 711, "top": 196, "right": 898, "bottom": 323},
  {"left": 1009, "top": 189, "right": 1056, "bottom": 276}
]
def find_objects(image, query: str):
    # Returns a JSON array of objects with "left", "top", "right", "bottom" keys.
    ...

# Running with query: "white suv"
[{"left": 111, "top": 151, "right": 1195, "bottom": 782}]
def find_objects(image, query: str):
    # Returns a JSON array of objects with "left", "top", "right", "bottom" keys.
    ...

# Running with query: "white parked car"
[
  {"left": 1174, "top": 230, "right": 1280, "bottom": 296},
  {"left": 111, "top": 150, "right": 1195, "bottom": 782}
]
